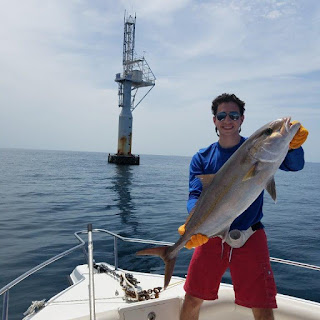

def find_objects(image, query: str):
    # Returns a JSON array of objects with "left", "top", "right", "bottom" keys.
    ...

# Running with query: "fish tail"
[{"left": 136, "top": 246, "right": 177, "bottom": 289}]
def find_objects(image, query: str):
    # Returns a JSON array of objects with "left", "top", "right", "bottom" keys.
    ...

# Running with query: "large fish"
[{"left": 137, "top": 117, "right": 300, "bottom": 289}]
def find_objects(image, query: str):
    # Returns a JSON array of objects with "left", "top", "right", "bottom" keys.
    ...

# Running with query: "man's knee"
[
  {"left": 180, "top": 294, "right": 203, "bottom": 320},
  {"left": 252, "top": 308, "right": 274, "bottom": 320},
  {"left": 183, "top": 293, "right": 203, "bottom": 307}
]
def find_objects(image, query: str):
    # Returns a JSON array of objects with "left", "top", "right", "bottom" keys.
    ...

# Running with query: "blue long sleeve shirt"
[{"left": 188, "top": 137, "right": 305, "bottom": 231}]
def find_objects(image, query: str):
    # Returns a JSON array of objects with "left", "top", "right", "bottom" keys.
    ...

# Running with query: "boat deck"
[
  {"left": 28, "top": 263, "right": 184, "bottom": 320},
  {"left": 26, "top": 263, "right": 320, "bottom": 320}
]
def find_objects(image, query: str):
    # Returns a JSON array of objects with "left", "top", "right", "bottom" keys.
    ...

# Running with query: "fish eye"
[{"left": 265, "top": 128, "right": 273, "bottom": 136}]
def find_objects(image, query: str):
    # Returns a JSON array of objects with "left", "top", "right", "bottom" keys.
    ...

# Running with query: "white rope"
[
  {"left": 121, "top": 271, "right": 141, "bottom": 301},
  {"left": 22, "top": 299, "right": 46, "bottom": 319}
]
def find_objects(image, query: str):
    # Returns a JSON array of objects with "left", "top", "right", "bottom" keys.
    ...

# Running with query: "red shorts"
[{"left": 184, "top": 229, "right": 277, "bottom": 309}]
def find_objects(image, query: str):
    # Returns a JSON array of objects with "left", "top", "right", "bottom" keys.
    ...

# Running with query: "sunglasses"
[{"left": 216, "top": 111, "right": 241, "bottom": 121}]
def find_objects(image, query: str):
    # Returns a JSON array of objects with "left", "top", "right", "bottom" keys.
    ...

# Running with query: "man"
[{"left": 179, "top": 93, "right": 308, "bottom": 320}]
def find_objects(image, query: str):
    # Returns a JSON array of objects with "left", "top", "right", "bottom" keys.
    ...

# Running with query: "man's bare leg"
[
  {"left": 252, "top": 308, "right": 274, "bottom": 320},
  {"left": 180, "top": 293, "right": 203, "bottom": 320}
]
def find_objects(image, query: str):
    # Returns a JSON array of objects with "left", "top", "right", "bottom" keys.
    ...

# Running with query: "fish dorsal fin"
[
  {"left": 184, "top": 206, "right": 196, "bottom": 226},
  {"left": 266, "top": 176, "right": 277, "bottom": 202},
  {"left": 183, "top": 174, "right": 215, "bottom": 231},
  {"left": 242, "top": 163, "right": 259, "bottom": 181},
  {"left": 196, "top": 174, "right": 215, "bottom": 190}
]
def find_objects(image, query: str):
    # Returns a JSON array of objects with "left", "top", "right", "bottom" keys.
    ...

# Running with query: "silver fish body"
[{"left": 137, "top": 117, "right": 300, "bottom": 289}]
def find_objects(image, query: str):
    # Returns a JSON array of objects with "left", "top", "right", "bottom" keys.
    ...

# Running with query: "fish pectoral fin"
[
  {"left": 196, "top": 174, "right": 215, "bottom": 190},
  {"left": 266, "top": 177, "right": 277, "bottom": 202},
  {"left": 242, "top": 163, "right": 259, "bottom": 181}
]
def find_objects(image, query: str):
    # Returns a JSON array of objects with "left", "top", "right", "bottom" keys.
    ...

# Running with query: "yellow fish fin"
[{"left": 242, "top": 163, "right": 259, "bottom": 181}]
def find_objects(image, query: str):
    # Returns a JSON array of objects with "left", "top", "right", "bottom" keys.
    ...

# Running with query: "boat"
[{"left": 1, "top": 225, "right": 320, "bottom": 320}]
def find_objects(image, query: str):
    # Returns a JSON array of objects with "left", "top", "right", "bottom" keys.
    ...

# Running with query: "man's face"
[{"left": 213, "top": 102, "right": 244, "bottom": 137}]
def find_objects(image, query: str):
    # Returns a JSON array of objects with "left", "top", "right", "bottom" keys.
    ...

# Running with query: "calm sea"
[{"left": 0, "top": 148, "right": 319, "bottom": 319}]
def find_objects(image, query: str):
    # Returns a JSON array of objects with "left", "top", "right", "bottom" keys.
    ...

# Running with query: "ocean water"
[{"left": 0, "top": 148, "right": 319, "bottom": 319}]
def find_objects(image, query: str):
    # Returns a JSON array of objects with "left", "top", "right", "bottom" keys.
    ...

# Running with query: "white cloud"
[
  {"left": 266, "top": 10, "right": 282, "bottom": 19},
  {"left": 120, "top": 0, "right": 191, "bottom": 20}
]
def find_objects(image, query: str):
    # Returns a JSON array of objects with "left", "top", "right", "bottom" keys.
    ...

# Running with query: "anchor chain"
[{"left": 94, "top": 263, "right": 162, "bottom": 301}]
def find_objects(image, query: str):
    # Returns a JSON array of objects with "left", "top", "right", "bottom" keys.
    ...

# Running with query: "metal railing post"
[
  {"left": 114, "top": 236, "right": 118, "bottom": 270},
  {"left": 2, "top": 290, "right": 9, "bottom": 320},
  {"left": 87, "top": 224, "right": 96, "bottom": 320}
]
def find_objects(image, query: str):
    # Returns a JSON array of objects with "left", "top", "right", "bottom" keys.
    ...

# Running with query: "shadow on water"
[
  {"left": 111, "top": 165, "right": 139, "bottom": 235},
  {"left": 108, "top": 164, "right": 165, "bottom": 274}
]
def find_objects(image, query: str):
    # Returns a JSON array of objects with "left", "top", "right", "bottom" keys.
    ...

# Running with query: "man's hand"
[
  {"left": 178, "top": 224, "right": 209, "bottom": 249},
  {"left": 289, "top": 121, "right": 309, "bottom": 149}
]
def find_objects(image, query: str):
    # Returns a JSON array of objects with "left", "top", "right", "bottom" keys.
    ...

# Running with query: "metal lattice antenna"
[{"left": 123, "top": 14, "right": 136, "bottom": 76}]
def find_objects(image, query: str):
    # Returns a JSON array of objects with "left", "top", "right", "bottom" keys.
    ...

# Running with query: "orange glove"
[
  {"left": 289, "top": 121, "right": 308, "bottom": 149},
  {"left": 178, "top": 224, "right": 209, "bottom": 249}
]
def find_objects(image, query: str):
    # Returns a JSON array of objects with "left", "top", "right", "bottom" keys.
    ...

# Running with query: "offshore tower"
[{"left": 108, "top": 14, "right": 156, "bottom": 165}]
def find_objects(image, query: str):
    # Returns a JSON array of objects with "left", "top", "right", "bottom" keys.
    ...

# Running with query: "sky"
[{"left": 0, "top": 0, "right": 320, "bottom": 162}]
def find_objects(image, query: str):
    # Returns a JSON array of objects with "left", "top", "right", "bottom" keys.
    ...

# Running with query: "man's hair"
[{"left": 211, "top": 93, "right": 246, "bottom": 116}]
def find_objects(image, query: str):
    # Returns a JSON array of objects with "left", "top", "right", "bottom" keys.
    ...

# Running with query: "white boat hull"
[{"left": 25, "top": 263, "right": 320, "bottom": 320}]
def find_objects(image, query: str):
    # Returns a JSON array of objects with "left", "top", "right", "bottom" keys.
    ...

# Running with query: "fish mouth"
[
  {"left": 280, "top": 117, "right": 291, "bottom": 135},
  {"left": 280, "top": 117, "right": 301, "bottom": 137},
  {"left": 251, "top": 116, "right": 298, "bottom": 163}
]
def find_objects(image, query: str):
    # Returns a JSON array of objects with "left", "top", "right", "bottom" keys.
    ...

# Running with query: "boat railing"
[
  {"left": 0, "top": 227, "right": 173, "bottom": 320},
  {"left": 1, "top": 226, "right": 320, "bottom": 320}
]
